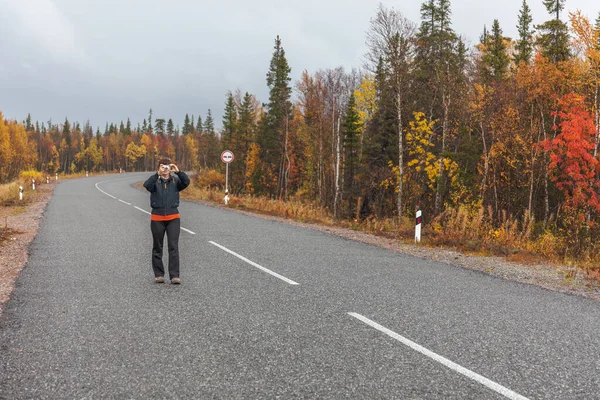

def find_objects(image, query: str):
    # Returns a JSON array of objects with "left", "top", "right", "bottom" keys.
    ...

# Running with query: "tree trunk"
[
  {"left": 435, "top": 90, "right": 450, "bottom": 215},
  {"left": 540, "top": 107, "right": 550, "bottom": 226},
  {"left": 528, "top": 105, "right": 539, "bottom": 216},
  {"left": 334, "top": 112, "right": 341, "bottom": 220},
  {"left": 594, "top": 75, "right": 599, "bottom": 158},
  {"left": 397, "top": 87, "right": 403, "bottom": 219},
  {"left": 318, "top": 120, "right": 323, "bottom": 205},
  {"left": 284, "top": 114, "right": 290, "bottom": 200},
  {"left": 480, "top": 120, "right": 489, "bottom": 202}
]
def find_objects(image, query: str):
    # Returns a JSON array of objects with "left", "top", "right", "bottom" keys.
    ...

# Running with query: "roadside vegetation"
[{"left": 185, "top": 171, "right": 600, "bottom": 281}]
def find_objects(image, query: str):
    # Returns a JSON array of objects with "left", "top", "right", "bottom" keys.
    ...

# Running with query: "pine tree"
[
  {"left": 536, "top": 0, "right": 570, "bottom": 63},
  {"left": 483, "top": 19, "right": 510, "bottom": 80},
  {"left": 167, "top": 119, "right": 174, "bottom": 136},
  {"left": 63, "top": 118, "right": 71, "bottom": 146},
  {"left": 222, "top": 92, "right": 237, "bottom": 151},
  {"left": 25, "top": 113, "right": 32, "bottom": 131},
  {"left": 125, "top": 118, "right": 131, "bottom": 135},
  {"left": 196, "top": 116, "right": 203, "bottom": 133},
  {"left": 183, "top": 114, "right": 191, "bottom": 135},
  {"left": 596, "top": 12, "right": 600, "bottom": 50},
  {"left": 343, "top": 92, "right": 361, "bottom": 212},
  {"left": 514, "top": 0, "right": 534, "bottom": 65},
  {"left": 147, "top": 108, "right": 153, "bottom": 134},
  {"left": 155, "top": 118, "right": 166, "bottom": 135},
  {"left": 203, "top": 109, "right": 218, "bottom": 168},
  {"left": 142, "top": 119, "right": 147, "bottom": 132},
  {"left": 480, "top": 25, "right": 488, "bottom": 45},
  {"left": 413, "top": 0, "right": 464, "bottom": 215},
  {"left": 204, "top": 109, "right": 215, "bottom": 135},
  {"left": 259, "top": 35, "right": 292, "bottom": 197},
  {"left": 119, "top": 121, "right": 125, "bottom": 133}
]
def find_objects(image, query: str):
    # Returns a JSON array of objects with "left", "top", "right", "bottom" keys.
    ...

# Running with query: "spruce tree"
[
  {"left": 196, "top": 115, "right": 203, "bottom": 133},
  {"left": 514, "top": 0, "right": 534, "bottom": 65},
  {"left": 203, "top": 110, "right": 219, "bottom": 168},
  {"left": 147, "top": 108, "right": 153, "bottom": 134},
  {"left": 260, "top": 35, "right": 292, "bottom": 197},
  {"left": 483, "top": 19, "right": 510, "bottom": 80},
  {"left": 154, "top": 118, "right": 165, "bottom": 135},
  {"left": 167, "top": 119, "right": 174, "bottom": 136},
  {"left": 119, "top": 121, "right": 125, "bottom": 133},
  {"left": 222, "top": 92, "right": 237, "bottom": 151},
  {"left": 204, "top": 109, "right": 215, "bottom": 135},
  {"left": 125, "top": 118, "right": 132, "bottom": 135},
  {"left": 183, "top": 114, "right": 191, "bottom": 135},
  {"left": 596, "top": 12, "right": 600, "bottom": 50},
  {"left": 343, "top": 92, "right": 361, "bottom": 208},
  {"left": 63, "top": 118, "right": 71, "bottom": 146},
  {"left": 536, "top": 0, "right": 570, "bottom": 63}
]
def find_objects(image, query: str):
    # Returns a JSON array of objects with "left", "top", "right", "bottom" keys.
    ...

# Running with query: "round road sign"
[{"left": 221, "top": 150, "right": 234, "bottom": 164}]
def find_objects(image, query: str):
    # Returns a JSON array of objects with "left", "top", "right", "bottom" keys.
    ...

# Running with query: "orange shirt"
[{"left": 150, "top": 213, "right": 180, "bottom": 222}]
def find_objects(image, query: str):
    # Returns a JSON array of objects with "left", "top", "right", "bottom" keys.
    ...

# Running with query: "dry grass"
[
  {"left": 0, "top": 182, "right": 20, "bottom": 206},
  {"left": 182, "top": 185, "right": 337, "bottom": 226}
]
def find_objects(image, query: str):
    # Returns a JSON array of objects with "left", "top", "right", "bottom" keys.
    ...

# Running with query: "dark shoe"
[
  {"left": 155, "top": 276, "right": 165, "bottom": 283},
  {"left": 171, "top": 277, "right": 181, "bottom": 284}
]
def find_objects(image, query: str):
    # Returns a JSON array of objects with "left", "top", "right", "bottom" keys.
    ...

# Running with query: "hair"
[{"left": 157, "top": 157, "right": 172, "bottom": 167}]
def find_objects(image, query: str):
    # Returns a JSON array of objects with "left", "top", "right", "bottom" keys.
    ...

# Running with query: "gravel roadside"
[{"left": 0, "top": 183, "right": 54, "bottom": 314}]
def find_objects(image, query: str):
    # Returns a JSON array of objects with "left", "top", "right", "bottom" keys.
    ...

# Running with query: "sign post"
[
  {"left": 32, "top": 179, "right": 35, "bottom": 190},
  {"left": 221, "top": 150, "right": 234, "bottom": 205},
  {"left": 19, "top": 186, "right": 23, "bottom": 201}
]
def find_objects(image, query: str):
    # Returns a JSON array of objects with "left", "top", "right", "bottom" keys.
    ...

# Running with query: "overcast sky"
[{"left": 0, "top": 0, "right": 598, "bottom": 131}]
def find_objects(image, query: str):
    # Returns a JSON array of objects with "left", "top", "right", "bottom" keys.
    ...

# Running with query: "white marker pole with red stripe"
[{"left": 415, "top": 210, "right": 422, "bottom": 243}]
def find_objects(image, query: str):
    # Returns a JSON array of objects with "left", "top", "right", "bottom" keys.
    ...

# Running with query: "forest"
[{"left": 2, "top": 0, "right": 600, "bottom": 267}]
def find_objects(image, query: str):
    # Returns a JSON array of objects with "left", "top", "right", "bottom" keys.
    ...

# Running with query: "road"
[{"left": 1, "top": 173, "right": 599, "bottom": 399}]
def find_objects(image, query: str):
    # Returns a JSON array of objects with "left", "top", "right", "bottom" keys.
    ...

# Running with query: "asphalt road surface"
[{"left": 1, "top": 173, "right": 599, "bottom": 399}]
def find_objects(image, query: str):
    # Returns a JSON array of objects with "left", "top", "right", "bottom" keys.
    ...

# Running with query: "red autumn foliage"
[{"left": 542, "top": 93, "right": 600, "bottom": 211}]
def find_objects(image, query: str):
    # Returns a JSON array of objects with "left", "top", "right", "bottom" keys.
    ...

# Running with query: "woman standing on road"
[{"left": 143, "top": 158, "right": 190, "bottom": 284}]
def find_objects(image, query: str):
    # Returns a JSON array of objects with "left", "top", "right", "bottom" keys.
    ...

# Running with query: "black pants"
[{"left": 150, "top": 218, "right": 180, "bottom": 279}]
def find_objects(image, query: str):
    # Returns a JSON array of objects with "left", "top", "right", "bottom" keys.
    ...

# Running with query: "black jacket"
[{"left": 143, "top": 171, "right": 190, "bottom": 215}]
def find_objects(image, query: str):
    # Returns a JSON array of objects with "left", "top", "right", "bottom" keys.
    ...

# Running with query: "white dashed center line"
[{"left": 209, "top": 241, "right": 299, "bottom": 285}]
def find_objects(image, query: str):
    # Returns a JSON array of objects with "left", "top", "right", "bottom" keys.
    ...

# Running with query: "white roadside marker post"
[
  {"left": 46, "top": 176, "right": 49, "bottom": 184},
  {"left": 415, "top": 210, "right": 422, "bottom": 243},
  {"left": 19, "top": 186, "right": 23, "bottom": 201},
  {"left": 86, "top": 170, "right": 88, "bottom": 177},
  {"left": 224, "top": 191, "right": 230, "bottom": 205},
  {"left": 55, "top": 173, "right": 58, "bottom": 181},
  {"left": 32, "top": 179, "right": 35, "bottom": 190}
]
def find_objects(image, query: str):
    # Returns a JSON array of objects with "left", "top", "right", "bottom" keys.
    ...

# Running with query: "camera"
[{"left": 161, "top": 165, "right": 170, "bottom": 171}]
